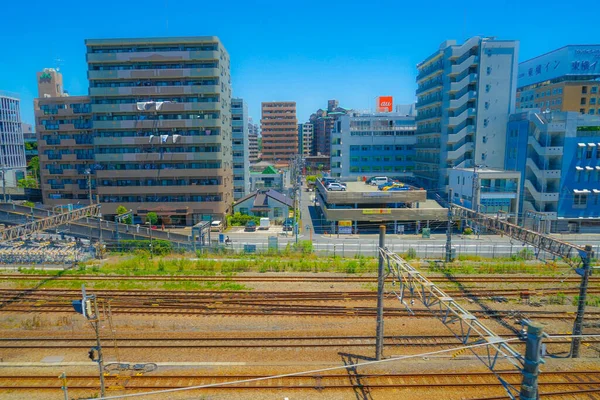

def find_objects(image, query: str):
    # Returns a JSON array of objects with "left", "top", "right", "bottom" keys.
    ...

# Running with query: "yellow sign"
[
  {"left": 339, "top": 220, "right": 353, "bottom": 227},
  {"left": 362, "top": 209, "right": 391, "bottom": 215}
]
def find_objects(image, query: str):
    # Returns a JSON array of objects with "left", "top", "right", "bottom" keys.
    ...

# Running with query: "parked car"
[
  {"left": 244, "top": 220, "right": 257, "bottom": 232},
  {"left": 282, "top": 217, "right": 294, "bottom": 231},
  {"left": 258, "top": 217, "right": 270, "bottom": 230},
  {"left": 322, "top": 177, "right": 346, "bottom": 188},
  {"left": 210, "top": 220, "right": 223, "bottom": 232},
  {"left": 382, "top": 183, "right": 407, "bottom": 191},
  {"left": 370, "top": 177, "right": 390, "bottom": 186},
  {"left": 327, "top": 183, "right": 346, "bottom": 191},
  {"left": 387, "top": 185, "right": 410, "bottom": 191}
]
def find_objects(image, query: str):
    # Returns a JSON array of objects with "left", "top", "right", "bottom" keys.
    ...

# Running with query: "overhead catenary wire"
[{"left": 84, "top": 333, "right": 600, "bottom": 400}]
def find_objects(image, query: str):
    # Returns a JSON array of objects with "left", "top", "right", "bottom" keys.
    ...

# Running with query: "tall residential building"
[
  {"left": 0, "top": 91, "right": 27, "bottom": 188},
  {"left": 309, "top": 100, "right": 348, "bottom": 156},
  {"left": 248, "top": 117, "right": 259, "bottom": 162},
  {"left": 516, "top": 45, "right": 600, "bottom": 115},
  {"left": 261, "top": 101, "right": 297, "bottom": 165},
  {"left": 330, "top": 112, "right": 416, "bottom": 180},
  {"left": 298, "top": 123, "right": 313, "bottom": 157},
  {"left": 231, "top": 98, "right": 249, "bottom": 200},
  {"left": 507, "top": 110, "right": 600, "bottom": 233},
  {"left": 415, "top": 36, "right": 519, "bottom": 191},
  {"left": 85, "top": 37, "right": 233, "bottom": 224}
]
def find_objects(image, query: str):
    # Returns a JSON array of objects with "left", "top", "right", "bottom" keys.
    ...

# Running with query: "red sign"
[{"left": 377, "top": 96, "right": 393, "bottom": 112}]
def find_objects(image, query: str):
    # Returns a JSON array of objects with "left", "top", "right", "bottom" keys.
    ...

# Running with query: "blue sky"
[{"left": 1, "top": 0, "right": 599, "bottom": 126}]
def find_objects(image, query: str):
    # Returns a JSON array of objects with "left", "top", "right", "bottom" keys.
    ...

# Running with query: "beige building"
[
  {"left": 516, "top": 45, "right": 600, "bottom": 115},
  {"left": 34, "top": 69, "right": 94, "bottom": 208},
  {"left": 85, "top": 36, "right": 233, "bottom": 224},
  {"left": 261, "top": 102, "right": 297, "bottom": 165}
]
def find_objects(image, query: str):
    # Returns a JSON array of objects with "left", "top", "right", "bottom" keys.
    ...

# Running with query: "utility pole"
[
  {"left": 375, "top": 225, "right": 386, "bottom": 360},
  {"left": 572, "top": 244, "right": 594, "bottom": 358},
  {"left": 92, "top": 293, "right": 106, "bottom": 396},
  {"left": 445, "top": 189, "right": 453, "bottom": 263},
  {"left": 519, "top": 322, "right": 544, "bottom": 400}
]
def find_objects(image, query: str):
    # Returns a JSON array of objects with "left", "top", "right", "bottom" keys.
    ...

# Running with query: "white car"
[{"left": 327, "top": 183, "right": 346, "bottom": 191}]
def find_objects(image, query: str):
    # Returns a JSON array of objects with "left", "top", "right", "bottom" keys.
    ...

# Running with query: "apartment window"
[
  {"left": 586, "top": 147, "right": 593, "bottom": 159},
  {"left": 581, "top": 98, "right": 587, "bottom": 105},
  {"left": 590, "top": 109, "right": 596, "bottom": 115},
  {"left": 273, "top": 208, "right": 282, "bottom": 218},
  {"left": 576, "top": 170, "right": 581, "bottom": 182},
  {"left": 582, "top": 86, "right": 588, "bottom": 94},
  {"left": 541, "top": 92, "right": 545, "bottom": 98},
  {"left": 457, "top": 176, "right": 460, "bottom": 185},
  {"left": 592, "top": 86, "right": 598, "bottom": 94},
  {"left": 591, "top": 98, "right": 597, "bottom": 105},
  {"left": 558, "top": 88, "right": 563, "bottom": 94},
  {"left": 395, "top": 145, "right": 404, "bottom": 150},
  {"left": 361, "top": 145, "right": 370, "bottom": 151},
  {"left": 486, "top": 67, "right": 492, "bottom": 75},
  {"left": 574, "top": 194, "right": 587, "bottom": 207},
  {"left": 485, "top": 84, "right": 491, "bottom": 93},
  {"left": 484, "top": 101, "right": 489, "bottom": 110},
  {"left": 580, "top": 108, "right": 586, "bottom": 114},
  {"left": 546, "top": 90, "right": 551, "bottom": 96}
]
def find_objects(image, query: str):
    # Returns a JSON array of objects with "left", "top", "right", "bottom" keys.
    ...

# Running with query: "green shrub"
[
  {"left": 227, "top": 212, "right": 261, "bottom": 226},
  {"left": 463, "top": 227, "right": 473, "bottom": 235},
  {"left": 120, "top": 240, "right": 172, "bottom": 256},
  {"left": 405, "top": 248, "right": 417, "bottom": 260}
]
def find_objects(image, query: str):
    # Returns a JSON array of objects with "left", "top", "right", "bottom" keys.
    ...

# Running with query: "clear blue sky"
[{"left": 1, "top": 0, "right": 598, "bottom": 126}]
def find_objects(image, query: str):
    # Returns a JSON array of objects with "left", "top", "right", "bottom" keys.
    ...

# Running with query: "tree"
[
  {"left": 146, "top": 212, "right": 158, "bottom": 225},
  {"left": 27, "top": 156, "right": 40, "bottom": 182},
  {"left": 116, "top": 205, "right": 132, "bottom": 224},
  {"left": 17, "top": 177, "right": 38, "bottom": 189}
]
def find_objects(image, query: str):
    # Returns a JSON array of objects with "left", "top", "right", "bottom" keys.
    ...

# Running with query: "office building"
[
  {"left": 298, "top": 123, "right": 313, "bottom": 157},
  {"left": 448, "top": 168, "right": 520, "bottom": 222},
  {"left": 261, "top": 101, "right": 297, "bottom": 165},
  {"left": 507, "top": 110, "right": 600, "bottom": 233},
  {"left": 231, "top": 98, "right": 249, "bottom": 200},
  {"left": 309, "top": 100, "right": 348, "bottom": 156},
  {"left": 415, "top": 36, "right": 519, "bottom": 191},
  {"left": 516, "top": 45, "right": 600, "bottom": 114},
  {"left": 85, "top": 36, "right": 233, "bottom": 224},
  {"left": 248, "top": 117, "right": 259, "bottom": 162},
  {"left": 0, "top": 91, "right": 27, "bottom": 188},
  {"left": 330, "top": 112, "right": 416, "bottom": 180}
]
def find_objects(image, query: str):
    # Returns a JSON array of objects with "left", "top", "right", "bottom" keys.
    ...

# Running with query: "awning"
[
  {"left": 576, "top": 166, "right": 584, "bottom": 170},
  {"left": 594, "top": 189, "right": 600, "bottom": 194},
  {"left": 589, "top": 143, "right": 597, "bottom": 147},
  {"left": 596, "top": 166, "right": 600, "bottom": 170},
  {"left": 586, "top": 166, "right": 594, "bottom": 170},
  {"left": 574, "top": 189, "right": 591, "bottom": 194},
  {"left": 250, "top": 207, "right": 270, "bottom": 212},
  {"left": 578, "top": 143, "right": 587, "bottom": 147}
]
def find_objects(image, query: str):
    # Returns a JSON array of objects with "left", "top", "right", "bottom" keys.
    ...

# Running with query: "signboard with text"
[
  {"left": 339, "top": 220, "right": 352, "bottom": 234},
  {"left": 376, "top": 96, "right": 393, "bottom": 112},
  {"left": 362, "top": 209, "right": 391, "bottom": 215},
  {"left": 518, "top": 45, "right": 600, "bottom": 88}
]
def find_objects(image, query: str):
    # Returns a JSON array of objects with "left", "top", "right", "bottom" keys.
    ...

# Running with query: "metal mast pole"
[
  {"left": 519, "top": 322, "right": 544, "bottom": 400},
  {"left": 92, "top": 296, "right": 106, "bottom": 397},
  {"left": 445, "top": 188, "right": 453, "bottom": 263},
  {"left": 375, "top": 225, "right": 386, "bottom": 360},
  {"left": 572, "top": 244, "right": 594, "bottom": 357}
]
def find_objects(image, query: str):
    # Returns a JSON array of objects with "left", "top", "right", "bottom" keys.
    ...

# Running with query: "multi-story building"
[
  {"left": 0, "top": 91, "right": 27, "bottom": 188},
  {"left": 516, "top": 45, "right": 600, "bottom": 115},
  {"left": 261, "top": 101, "right": 297, "bottom": 165},
  {"left": 248, "top": 117, "right": 259, "bottom": 162},
  {"left": 231, "top": 98, "right": 249, "bottom": 200},
  {"left": 507, "top": 110, "right": 600, "bottom": 233},
  {"left": 415, "top": 36, "right": 519, "bottom": 191},
  {"left": 298, "top": 123, "right": 313, "bottom": 157},
  {"left": 85, "top": 36, "right": 233, "bottom": 225},
  {"left": 22, "top": 123, "right": 38, "bottom": 162},
  {"left": 330, "top": 112, "right": 416, "bottom": 180},
  {"left": 448, "top": 168, "right": 521, "bottom": 222},
  {"left": 309, "top": 100, "right": 348, "bottom": 156}
]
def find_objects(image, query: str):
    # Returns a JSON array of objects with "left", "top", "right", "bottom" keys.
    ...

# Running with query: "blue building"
[
  {"left": 507, "top": 110, "right": 600, "bottom": 233},
  {"left": 330, "top": 112, "right": 416, "bottom": 181}
]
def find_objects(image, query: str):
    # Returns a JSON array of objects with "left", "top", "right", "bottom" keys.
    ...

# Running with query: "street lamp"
[{"left": 145, "top": 221, "right": 153, "bottom": 259}]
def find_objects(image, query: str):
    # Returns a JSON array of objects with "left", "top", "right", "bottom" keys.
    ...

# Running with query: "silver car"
[{"left": 327, "top": 183, "right": 346, "bottom": 191}]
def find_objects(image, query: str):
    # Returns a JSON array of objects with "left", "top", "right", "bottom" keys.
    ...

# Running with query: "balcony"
[
  {"left": 416, "top": 110, "right": 442, "bottom": 122},
  {"left": 89, "top": 85, "right": 218, "bottom": 97},
  {"left": 417, "top": 61, "right": 444, "bottom": 81},
  {"left": 449, "top": 73, "right": 478, "bottom": 93},
  {"left": 527, "top": 137, "right": 563, "bottom": 156},
  {"left": 86, "top": 50, "right": 220, "bottom": 64},
  {"left": 526, "top": 158, "right": 562, "bottom": 180},
  {"left": 447, "top": 124, "right": 475, "bottom": 144},
  {"left": 94, "top": 135, "right": 221, "bottom": 146},
  {"left": 416, "top": 78, "right": 443, "bottom": 95},
  {"left": 448, "top": 108, "right": 476, "bottom": 127},
  {"left": 446, "top": 142, "right": 474, "bottom": 161},
  {"left": 88, "top": 68, "right": 220, "bottom": 80},
  {"left": 417, "top": 94, "right": 443, "bottom": 108},
  {"left": 448, "top": 55, "right": 479, "bottom": 77},
  {"left": 93, "top": 118, "right": 220, "bottom": 130},
  {"left": 524, "top": 180, "right": 559, "bottom": 202},
  {"left": 449, "top": 91, "right": 477, "bottom": 110}
]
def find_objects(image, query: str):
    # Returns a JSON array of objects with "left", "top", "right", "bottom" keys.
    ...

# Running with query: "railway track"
[
  {"left": 0, "top": 334, "right": 591, "bottom": 349},
  {"left": 0, "top": 272, "right": 596, "bottom": 284},
  {"left": 1, "top": 371, "right": 599, "bottom": 393}
]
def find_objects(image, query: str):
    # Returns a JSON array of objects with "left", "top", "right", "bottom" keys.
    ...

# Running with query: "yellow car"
[{"left": 382, "top": 182, "right": 405, "bottom": 191}]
